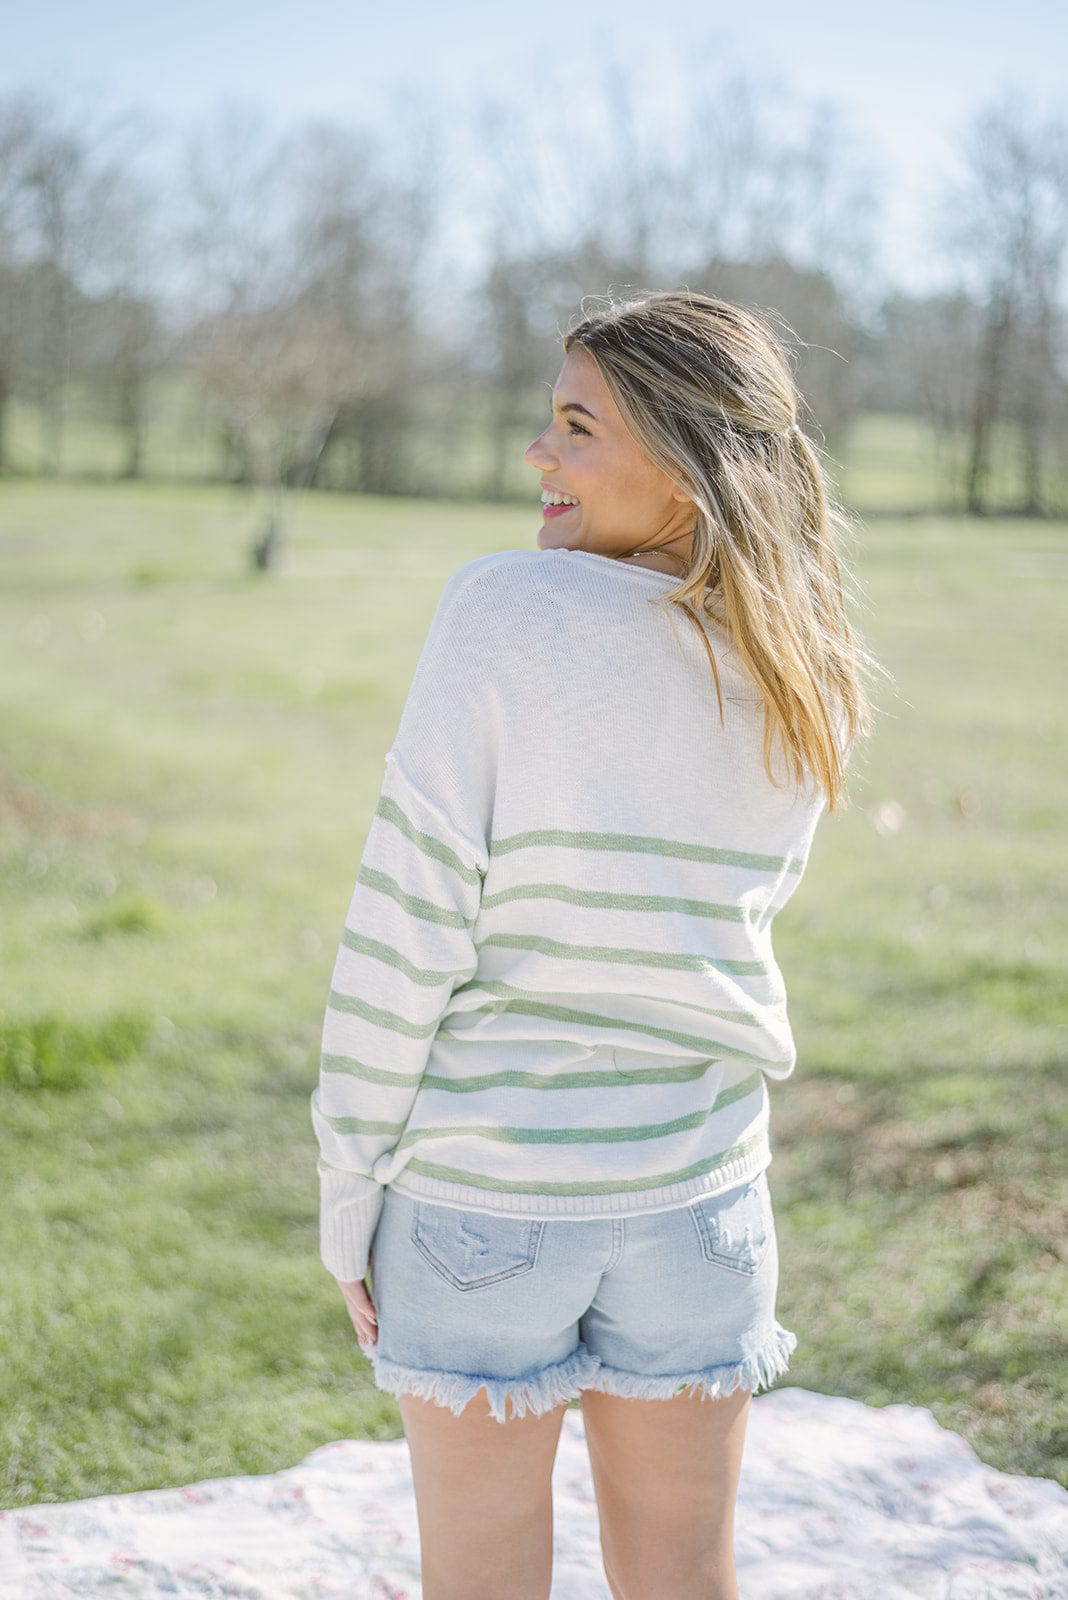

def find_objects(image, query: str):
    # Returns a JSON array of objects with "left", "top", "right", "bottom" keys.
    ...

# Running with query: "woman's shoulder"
[
  {"left": 422, "top": 552, "right": 551, "bottom": 674},
  {"left": 436, "top": 549, "right": 585, "bottom": 630},
  {"left": 442, "top": 547, "right": 676, "bottom": 611},
  {"left": 441, "top": 548, "right": 547, "bottom": 599}
]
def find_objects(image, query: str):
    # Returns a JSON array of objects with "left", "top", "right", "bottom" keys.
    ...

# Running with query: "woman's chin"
[{"left": 536, "top": 522, "right": 579, "bottom": 550}]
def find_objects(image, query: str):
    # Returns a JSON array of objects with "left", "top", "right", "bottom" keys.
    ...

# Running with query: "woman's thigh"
[
  {"left": 369, "top": 1189, "right": 600, "bottom": 1597},
  {"left": 580, "top": 1384, "right": 751, "bottom": 1600},
  {"left": 574, "top": 1177, "right": 783, "bottom": 1599},
  {"left": 398, "top": 1390, "right": 570, "bottom": 1600}
]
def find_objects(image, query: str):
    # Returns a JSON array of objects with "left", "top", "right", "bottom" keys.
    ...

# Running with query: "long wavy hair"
[{"left": 563, "top": 289, "right": 874, "bottom": 811}]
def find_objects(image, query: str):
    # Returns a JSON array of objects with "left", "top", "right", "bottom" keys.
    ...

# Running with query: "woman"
[{"left": 310, "top": 289, "right": 871, "bottom": 1600}]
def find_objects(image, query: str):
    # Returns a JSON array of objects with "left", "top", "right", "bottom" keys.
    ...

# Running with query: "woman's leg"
[
  {"left": 579, "top": 1384, "right": 751, "bottom": 1600},
  {"left": 398, "top": 1388, "right": 571, "bottom": 1600}
]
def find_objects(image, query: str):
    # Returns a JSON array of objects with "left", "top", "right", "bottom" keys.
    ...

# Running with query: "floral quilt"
[{"left": 1, "top": 1388, "right": 1064, "bottom": 1598}]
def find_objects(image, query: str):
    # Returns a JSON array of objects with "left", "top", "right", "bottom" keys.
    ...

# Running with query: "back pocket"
[
  {"left": 411, "top": 1203, "right": 544, "bottom": 1291},
  {"left": 688, "top": 1171, "right": 774, "bottom": 1275}
]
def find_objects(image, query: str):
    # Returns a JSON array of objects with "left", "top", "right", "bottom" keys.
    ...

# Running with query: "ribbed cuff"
[{"left": 318, "top": 1166, "right": 385, "bottom": 1283}]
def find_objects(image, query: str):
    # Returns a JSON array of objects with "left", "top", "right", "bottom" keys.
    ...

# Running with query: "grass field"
[{"left": 1, "top": 478, "right": 1065, "bottom": 1508}]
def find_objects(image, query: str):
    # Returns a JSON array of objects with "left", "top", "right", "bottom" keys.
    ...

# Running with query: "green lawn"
[{"left": 1, "top": 479, "right": 1065, "bottom": 1507}]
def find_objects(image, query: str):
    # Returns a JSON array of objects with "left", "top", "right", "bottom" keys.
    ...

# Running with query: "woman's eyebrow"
[{"left": 551, "top": 398, "right": 599, "bottom": 421}]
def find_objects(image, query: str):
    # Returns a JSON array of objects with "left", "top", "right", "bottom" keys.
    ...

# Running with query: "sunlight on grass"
[{"left": 1, "top": 479, "right": 1065, "bottom": 1503}]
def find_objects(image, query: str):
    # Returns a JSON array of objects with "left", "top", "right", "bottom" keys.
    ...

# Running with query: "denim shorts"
[{"left": 364, "top": 1168, "right": 797, "bottom": 1424}]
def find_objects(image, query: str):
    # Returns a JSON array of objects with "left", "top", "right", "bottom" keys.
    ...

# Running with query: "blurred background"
[
  {"left": 0, "top": 0, "right": 1066, "bottom": 513},
  {"left": 2, "top": 0, "right": 1065, "bottom": 1511}
]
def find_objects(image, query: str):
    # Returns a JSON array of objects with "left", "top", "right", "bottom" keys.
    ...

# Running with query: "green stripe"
[
  {"left": 357, "top": 864, "right": 472, "bottom": 929},
  {"left": 319, "top": 1053, "right": 752, "bottom": 1095},
  {"left": 450, "top": 977, "right": 767, "bottom": 1028},
  {"left": 340, "top": 928, "right": 475, "bottom": 987},
  {"left": 321, "top": 1115, "right": 407, "bottom": 1136},
  {"left": 398, "top": 1083, "right": 762, "bottom": 1149},
  {"left": 437, "top": 999, "right": 778, "bottom": 1065},
  {"left": 327, "top": 987, "right": 441, "bottom": 1039},
  {"left": 490, "top": 827, "right": 802, "bottom": 875},
  {"left": 480, "top": 881, "right": 750, "bottom": 923},
  {"left": 312, "top": 1087, "right": 406, "bottom": 1136},
  {"left": 320, "top": 1051, "right": 424, "bottom": 1087},
  {"left": 375, "top": 794, "right": 482, "bottom": 886},
  {"left": 420, "top": 1058, "right": 719, "bottom": 1094},
  {"left": 422, "top": 1065, "right": 760, "bottom": 1102},
  {"left": 474, "top": 931, "right": 769, "bottom": 978},
  {"left": 401, "top": 1131, "right": 767, "bottom": 1197},
  {"left": 315, "top": 1073, "right": 763, "bottom": 1145}
]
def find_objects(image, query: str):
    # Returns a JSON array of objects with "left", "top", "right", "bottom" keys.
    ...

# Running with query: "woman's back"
[{"left": 315, "top": 544, "right": 826, "bottom": 1226}]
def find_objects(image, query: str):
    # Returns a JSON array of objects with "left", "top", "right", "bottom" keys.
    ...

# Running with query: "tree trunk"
[
  {"left": 1017, "top": 307, "right": 1050, "bottom": 515},
  {"left": 1018, "top": 383, "right": 1044, "bottom": 514},
  {"left": 118, "top": 366, "right": 144, "bottom": 479},
  {"left": 0, "top": 365, "right": 8, "bottom": 476},
  {"left": 965, "top": 291, "right": 1012, "bottom": 515},
  {"left": 303, "top": 406, "right": 343, "bottom": 490},
  {"left": 360, "top": 404, "right": 411, "bottom": 495},
  {"left": 41, "top": 372, "right": 65, "bottom": 478},
  {"left": 220, "top": 420, "right": 253, "bottom": 485},
  {"left": 486, "top": 390, "right": 514, "bottom": 502}
]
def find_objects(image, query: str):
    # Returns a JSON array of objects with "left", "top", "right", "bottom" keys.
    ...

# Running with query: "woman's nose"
[{"left": 524, "top": 431, "right": 556, "bottom": 471}]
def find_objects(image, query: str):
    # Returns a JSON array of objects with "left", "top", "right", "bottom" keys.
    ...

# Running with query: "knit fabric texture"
[{"left": 311, "top": 548, "right": 827, "bottom": 1283}]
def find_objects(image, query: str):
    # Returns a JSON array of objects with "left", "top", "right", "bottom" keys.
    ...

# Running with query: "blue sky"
[{"left": 4, "top": 0, "right": 1064, "bottom": 293}]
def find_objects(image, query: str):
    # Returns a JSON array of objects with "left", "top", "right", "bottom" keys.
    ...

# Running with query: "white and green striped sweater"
[{"left": 311, "top": 547, "right": 827, "bottom": 1282}]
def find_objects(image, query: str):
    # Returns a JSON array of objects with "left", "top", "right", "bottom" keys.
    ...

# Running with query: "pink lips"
[{"left": 540, "top": 483, "right": 578, "bottom": 520}]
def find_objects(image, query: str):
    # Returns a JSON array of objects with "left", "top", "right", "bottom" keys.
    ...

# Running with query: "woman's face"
[{"left": 524, "top": 346, "right": 696, "bottom": 567}]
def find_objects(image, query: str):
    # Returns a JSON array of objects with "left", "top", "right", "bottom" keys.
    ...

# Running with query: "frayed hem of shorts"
[
  {"left": 580, "top": 1322, "right": 798, "bottom": 1403},
  {"left": 368, "top": 1341, "right": 601, "bottom": 1424}
]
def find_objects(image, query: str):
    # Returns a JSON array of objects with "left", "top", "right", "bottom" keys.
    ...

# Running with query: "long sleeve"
[{"left": 311, "top": 565, "right": 501, "bottom": 1282}]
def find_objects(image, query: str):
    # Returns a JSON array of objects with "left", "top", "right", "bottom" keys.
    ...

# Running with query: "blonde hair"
[{"left": 563, "top": 289, "right": 874, "bottom": 812}]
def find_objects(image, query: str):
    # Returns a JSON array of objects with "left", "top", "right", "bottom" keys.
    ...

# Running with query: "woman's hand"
[{"left": 337, "top": 1246, "right": 378, "bottom": 1352}]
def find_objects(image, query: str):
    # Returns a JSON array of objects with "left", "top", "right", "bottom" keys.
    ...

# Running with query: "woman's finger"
[{"left": 337, "top": 1278, "right": 378, "bottom": 1345}]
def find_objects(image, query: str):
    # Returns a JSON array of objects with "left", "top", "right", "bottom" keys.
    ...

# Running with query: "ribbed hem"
[
  {"left": 318, "top": 1167, "right": 384, "bottom": 1283},
  {"left": 581, "top": 1322, "right": 797, "bottom": 1403},
  {"left": 388, "top": 1138, "right": 771, "bottom": 1221},
  {"left": 368, "top": 1342, "right": 601, "bottom": 1424}
]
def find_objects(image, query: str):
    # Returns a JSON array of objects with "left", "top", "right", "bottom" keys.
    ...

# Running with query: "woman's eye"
[{"left": 567, "top": 420, "right": 591, "bottom": 437}]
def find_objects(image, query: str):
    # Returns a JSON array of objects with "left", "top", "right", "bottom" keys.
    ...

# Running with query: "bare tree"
[
  {"left": 16, "top": 101, "right": 147, "bottom": 474},
  {"left": 176, "top": 104, "right": 443, "bottom": 559},
  {"left": 175, "top": 107, "right": 348, "bottom": 548},
  {"left": 466, "top": 60, "right": 878, "bottom": 496},
  {"left": 863, "top": 290, "right": 986, "bottom": 510},
  {"left": 679, "top": 70, "right": 881, "bottom": 304},
  {"left": 940, "top": 92, "right": 1068, "bottom": 513},
  {"left": 292, "top": 103, "right": 443, "bottom": 497},
  {"left": 88, "top": 153, "right": 163, "bottom": 480},
  {"left": 0, "top": 94, "right": 43, "bottom": 473}
]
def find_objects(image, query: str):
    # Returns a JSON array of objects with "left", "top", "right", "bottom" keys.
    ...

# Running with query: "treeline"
[{"left": 0, "top": 75, "right": 1066, "bottom": 514}]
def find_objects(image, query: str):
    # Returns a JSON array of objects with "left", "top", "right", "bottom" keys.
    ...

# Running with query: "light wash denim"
[{"left": 364, "top": 1168, "right": 796, "bottom": 1424}]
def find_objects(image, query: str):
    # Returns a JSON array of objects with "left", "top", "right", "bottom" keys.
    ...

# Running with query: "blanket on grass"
[{"left": 2, "top": 1388, "right": 1065, "bottom": 1599}]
